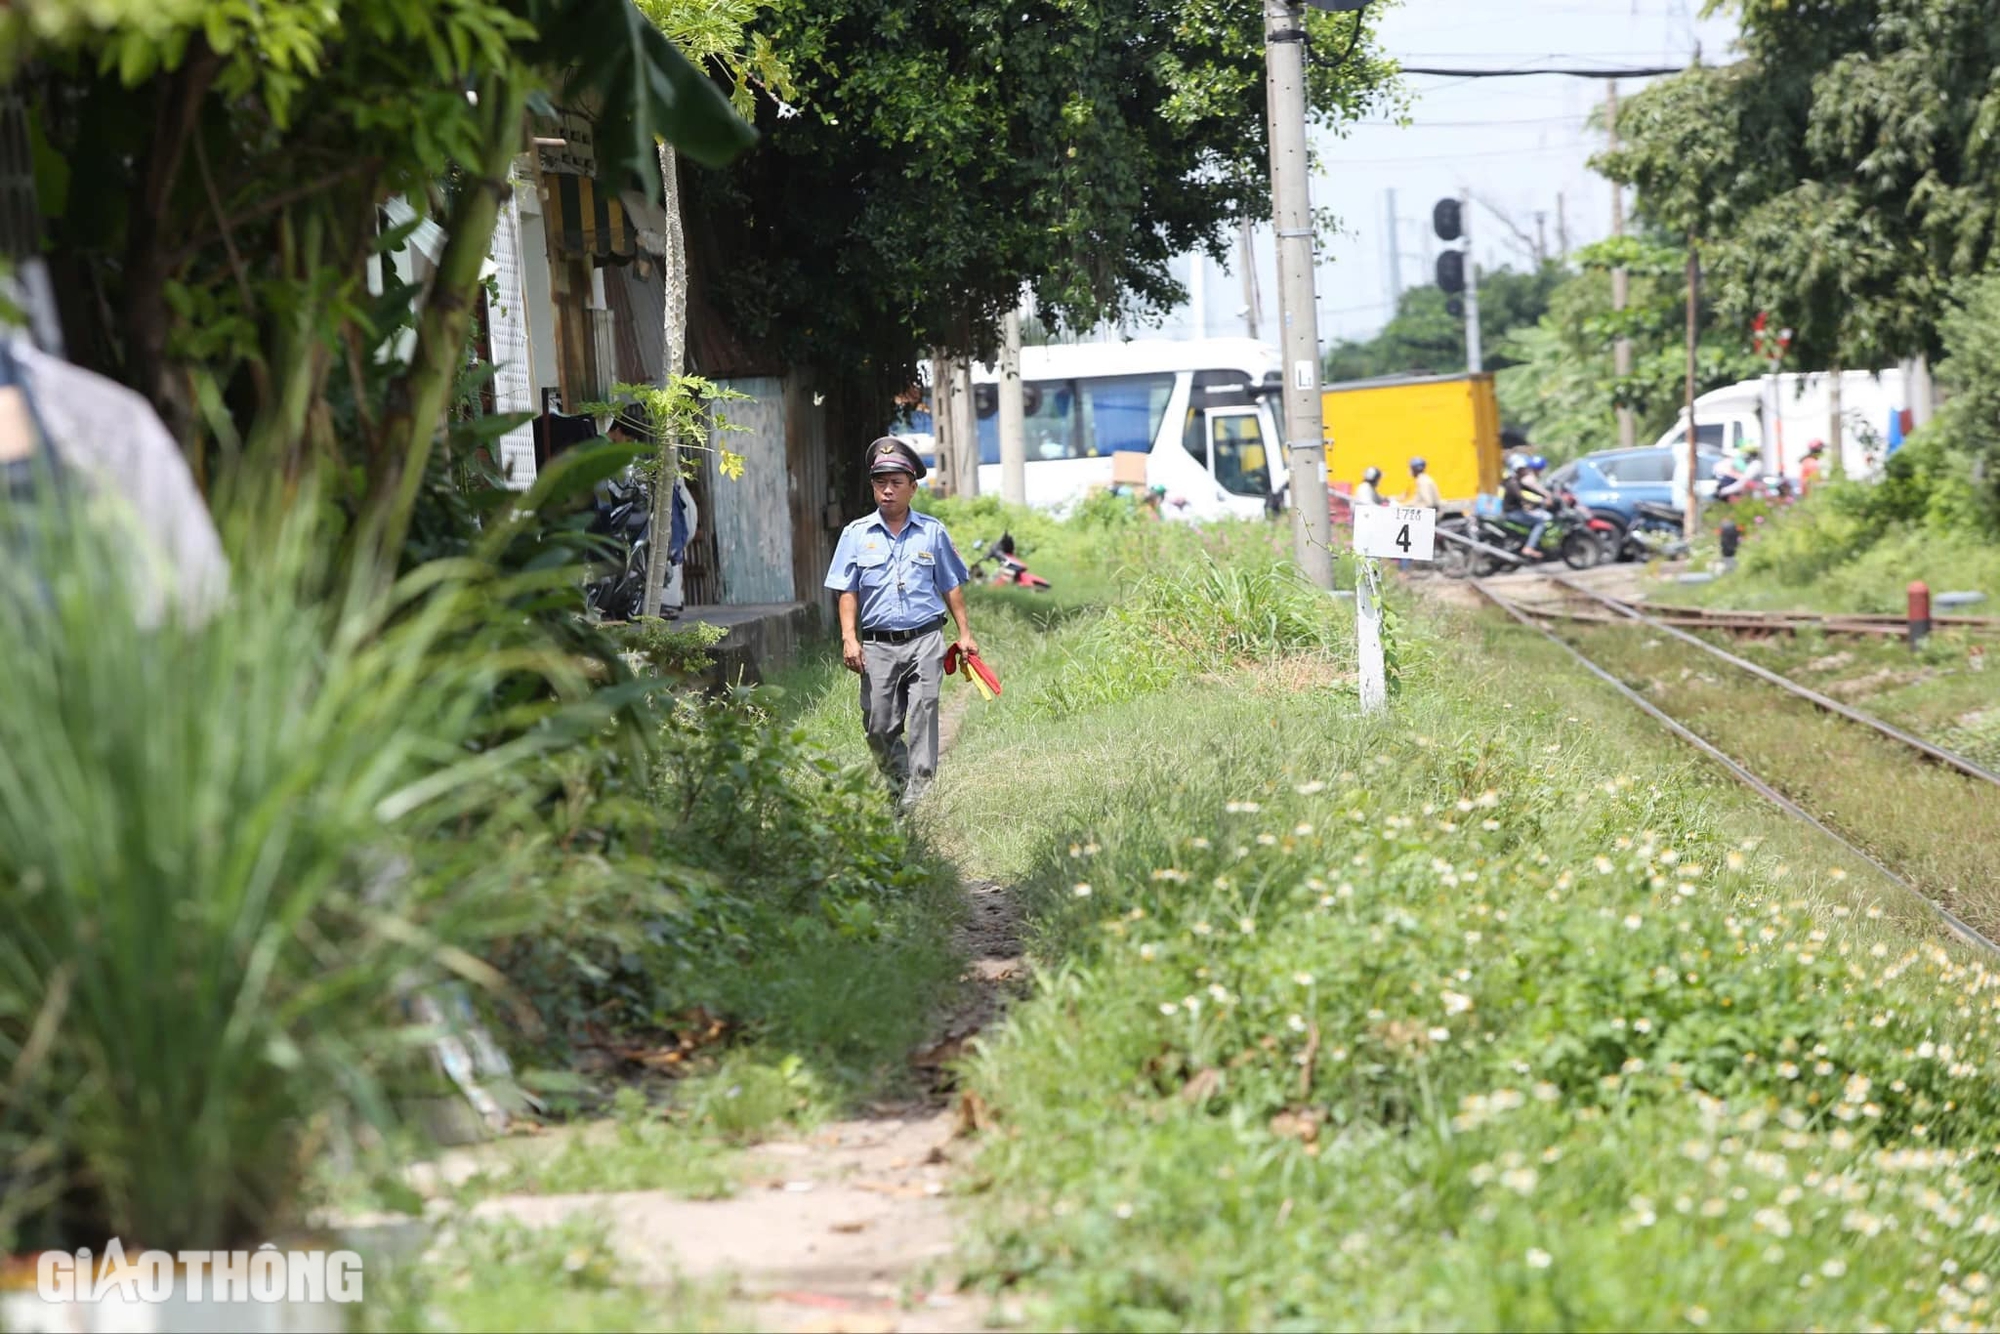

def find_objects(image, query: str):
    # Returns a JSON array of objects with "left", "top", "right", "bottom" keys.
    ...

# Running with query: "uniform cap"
[{"left": 867, "top": 436, "right": 926, "bottom": 480}]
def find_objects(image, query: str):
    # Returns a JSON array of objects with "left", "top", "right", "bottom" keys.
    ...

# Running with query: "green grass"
[
  {"left": 453, "top": 1088, "right": 745, "bottom": 1203},
  {"left": 1697, "top": 626, "right": 2000, "bottom": 761},
  {"left": 935, "top": 580, "right": 2000, "bottom": 1330},
  {"left": 358, "top": 1214, "right": 736, "bottom": 1333},
  {"left": 1566, "top": 620, "right": 2000, "bottom": 938},
  {"left": 1668, "top": 511, "right": 2000, "bottom": 615}
]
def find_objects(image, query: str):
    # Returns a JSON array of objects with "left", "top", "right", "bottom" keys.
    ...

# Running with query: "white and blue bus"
[{"left": 895, "top": 338, "right": 1286, "bottom": 521}]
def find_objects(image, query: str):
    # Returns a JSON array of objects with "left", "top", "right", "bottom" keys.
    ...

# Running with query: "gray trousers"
[{"left": 860, "top": 628, "right": 945, "bottom": 805}]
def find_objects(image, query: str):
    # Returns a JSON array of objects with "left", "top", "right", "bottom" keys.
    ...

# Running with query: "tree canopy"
[
  {"left": 1322, "top": 263, "right": 1562, "bottom": 384},
  {"left": 14, "top": 0, "right": 757, "bottom": 557},
  {"left": 1493, "top": 238, "right": 1760, "bottom": 464},
  {"left": 1597, "top": 0, "right": 2000, "bottom": 370},
  {"left": 681, "top": 0, "right": 1398, "bottom": 383}
]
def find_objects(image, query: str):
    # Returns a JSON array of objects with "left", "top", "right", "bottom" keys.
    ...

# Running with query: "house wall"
[{"left": 516, "top": 193, "right": 560, "bottom": 409}]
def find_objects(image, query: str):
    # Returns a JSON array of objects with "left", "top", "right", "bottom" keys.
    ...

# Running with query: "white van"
[
  {"left": 1652, "top": 368, "right": 1907, "bottom": 482},
  {"left": 894, "top": 338, "right": 1286, "bottom": 521}
]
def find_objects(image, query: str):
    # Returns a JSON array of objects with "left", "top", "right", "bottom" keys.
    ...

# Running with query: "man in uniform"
[{"left": 825, "top": 437, "right": 976, "bottom": 810}]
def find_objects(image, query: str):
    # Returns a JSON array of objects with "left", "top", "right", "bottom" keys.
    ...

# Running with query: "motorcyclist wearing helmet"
[
  {"left": 1714, "top": 442, "right": 1765, "bottom": 501},
  {"left": 1798, "top": 439, "right": 1828, "bottom": 495},
  {"left": 1353, "top": 465, "right": 1385, "bottom": 508},
  {"left": 1405, "top": 455, "right": 1443, "bottom": 510},
  {"left": 1501, "top": 452, "right": 1555, "bottom": 559}
]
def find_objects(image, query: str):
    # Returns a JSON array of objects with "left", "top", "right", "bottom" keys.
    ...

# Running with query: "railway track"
[
  {"left": 1467, "top": 581, "right": 1999, "bottom": 640},
  {"left": 1474, "top": 573, "right": 2000, "bottom": 958},
  {"left": 1639, "top": 600, "right": 1999, "bottom": 633}
]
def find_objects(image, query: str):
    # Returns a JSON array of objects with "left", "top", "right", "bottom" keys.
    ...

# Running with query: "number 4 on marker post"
[{"left": 1352, "top": 505, "right": 1436, "bottom": 563}]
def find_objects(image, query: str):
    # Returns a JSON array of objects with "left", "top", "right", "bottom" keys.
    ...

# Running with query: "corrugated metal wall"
[
  {"left": 786, "top": 377, "right": 838, "bottom": 624},
  {"left": 704, "top": 376, "right": 796, "bottom": 604}
]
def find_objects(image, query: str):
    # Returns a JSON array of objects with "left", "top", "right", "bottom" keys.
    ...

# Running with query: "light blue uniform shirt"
[{"left": 823, "top": 509, "right": 968, "bottom": 632}]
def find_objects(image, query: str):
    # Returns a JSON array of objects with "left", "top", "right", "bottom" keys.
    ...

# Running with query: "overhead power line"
[
  {"left": 1356, "top": 114, "right": 1587, "bottom": 127},
  {"left": 1396, "top": 64, "right": 1685, "bottom": 78}
]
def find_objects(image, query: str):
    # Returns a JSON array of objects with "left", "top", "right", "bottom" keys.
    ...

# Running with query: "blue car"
[{"left": 1546, "top": 446, "right": 1724, "bottom": 529}]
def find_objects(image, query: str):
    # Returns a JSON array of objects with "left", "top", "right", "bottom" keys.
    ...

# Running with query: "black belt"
[{"left": 860, "top": 617, "right": 945, "bottom": 644}]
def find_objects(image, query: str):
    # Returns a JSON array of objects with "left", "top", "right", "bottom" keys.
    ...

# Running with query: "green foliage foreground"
[
  {"left": 938, "top": 574, "right": 2000, "bottom": 1329},
  {"left": 0, "top": 453, "right": 961, "bottom": 1254},
  {"left": 0, "top": 498, "right": 639, "bottom": 1251}
]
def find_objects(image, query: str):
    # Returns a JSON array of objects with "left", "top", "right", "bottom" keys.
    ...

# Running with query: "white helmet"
[{"left": 1507, "top": 453, "right": 1530, "bottom": 473}]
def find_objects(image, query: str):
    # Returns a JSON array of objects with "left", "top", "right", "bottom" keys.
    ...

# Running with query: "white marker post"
[{"left": 1350, "top": 505, "right": 1438, "bottom": 713}]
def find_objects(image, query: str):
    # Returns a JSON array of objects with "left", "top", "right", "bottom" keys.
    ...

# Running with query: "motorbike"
[
  {"left": 582, "top": 470, "right": 656, "bottom": 622},
  {"left": 1713, "top": 473, "right": 1795, "bottom": 505},
  {"left": 1596, "top": 500, "right": 1692, "bottom": 564},
  {"left": 1566, "top": 493, "right": 1624, "bottom": 564},
  {"left": 971, "top": 532, "right": 1052, "bottom": 591},
  {"left": 1438, "top": 491, "right": 1604, "bottom": 576}
]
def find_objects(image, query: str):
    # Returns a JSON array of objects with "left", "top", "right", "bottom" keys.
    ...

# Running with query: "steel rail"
[
  {"left": 1509, "top": 604, "right": 1916, "bottom": 637},
  {"left": 1639, "top": 601, "right": 2000, "bottom": 630},
  {"left": 1544, "top": 573, "right": 2000, "bottom": 791},
  {"left": 1471, "top": 578, "right": 2000, "bottom": 959},
  {"left": 1435, "top": 522, "right": 1527, "bottom": 569}
]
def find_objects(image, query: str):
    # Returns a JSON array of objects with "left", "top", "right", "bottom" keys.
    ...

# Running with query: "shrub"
[
  {"left": 0, "top": 503, "right": 614, "bottom": 1251},
  {"left": 1034, "top": 554, "right": 1353, "bottom": 717},
  {"left": 617, "top": 618, "right": 728, "bottom": 678},
  {"left": 489, "top": 684, "right": 956, "bottom": 1087}
]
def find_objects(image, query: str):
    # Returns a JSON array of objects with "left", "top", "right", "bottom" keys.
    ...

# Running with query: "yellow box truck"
[{"left": 1321, "top": 372, "right": 1503, "bottom": 509}]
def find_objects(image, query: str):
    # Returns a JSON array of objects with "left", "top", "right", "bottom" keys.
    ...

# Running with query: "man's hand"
[
  {"left": 944, "top": 584, "right": 974, "bottom": 660},
  {"left": 843, "top": 637, "right": 864, "bottom": 674}
]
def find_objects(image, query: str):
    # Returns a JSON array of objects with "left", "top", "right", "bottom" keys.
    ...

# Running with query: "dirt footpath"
[{"left": 469, "top": 697, "right": 1028, "bottom": 1333}]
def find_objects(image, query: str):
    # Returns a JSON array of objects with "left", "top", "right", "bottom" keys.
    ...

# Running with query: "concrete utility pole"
[
  {"left": 1461, "top": 187, "right": 1483, "bottom": 374},
  {"left": 1608, "top": 81, "right": 1636, "bottom": 450},
  {"left": 1263, "top": 0, "right": 1335, "bottom": 590},
  {"left": 951, "top": 357, "right": 977, "bottom": 496},
  {"left": 929, "top": 352, "right": 954, "bottom": 497},
  {"left": 1384, "top": 188, "right": 1402, "bottom": 313},
  {"left": 1239, "top": 221, "right": 1263, "bottom": 340},
  {"left": 999, "top": 306, "right": 1026, "bottom": 504},
  {"left": 641, "top": 143, "right": 688, "bottom": 620},
  {"left": 1683, "top": 247, "right": 1700, "bottom": 544},
  {"left": 1904, "top": 354, "right": 1936, "bottom": 428},
  {"left": 1188, "top": 250, "right": 1207, "bottom": 340},
  {"left": 1556, "top": 191, "right": 1569, "bottom": 260}
]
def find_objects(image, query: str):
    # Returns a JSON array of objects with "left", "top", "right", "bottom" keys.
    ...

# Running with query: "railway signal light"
[
  {"left": 1435, "top": 249, "right": 1465, "bottom": 295},
  {"left": 1433, "top": 197, "right": 1462, "bottom": 242}
]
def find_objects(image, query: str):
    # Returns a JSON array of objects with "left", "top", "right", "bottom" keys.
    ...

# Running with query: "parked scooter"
[
  {"left": 1596, "top": 499, "right": 1692, "bottom": 563},
  {"left": 583, "top": 470, "right": 655, "bottom": 621},
  {"left": 971, "top": 532, "right": 1052, "bottom": 591}
]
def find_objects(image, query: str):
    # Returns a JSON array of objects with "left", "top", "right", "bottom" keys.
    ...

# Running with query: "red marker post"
[{"left": 1908, "top": 580, "right": 1931, "bottom": 651}]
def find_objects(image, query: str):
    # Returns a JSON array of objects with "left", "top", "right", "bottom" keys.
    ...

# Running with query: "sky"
[{"left": 1132, "top": 0, "right": 1743, "bottom": 351}]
